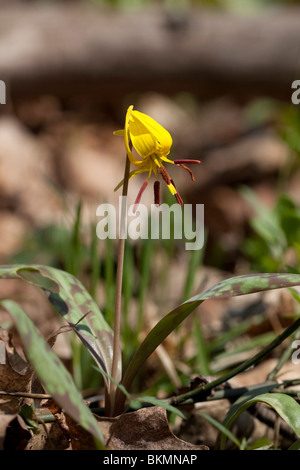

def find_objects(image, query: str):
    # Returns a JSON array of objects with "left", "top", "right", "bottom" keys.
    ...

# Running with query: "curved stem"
[
  {"left": 110, "top": 153, "right": 131, "bottom": 415},
  {"left": 170, "top": 316, "right": 300, "bottom": 407}
]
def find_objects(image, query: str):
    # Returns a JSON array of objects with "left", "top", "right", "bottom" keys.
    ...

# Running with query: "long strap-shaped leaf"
[
  {"left": 0, "top": 299, "right": 105, "bottom": 447},
  {"left": 116, "top": 273, "right": 300, "bottom": 414},
  {"left": 0, "top": 265, "right": 122, "bottom": 398}
]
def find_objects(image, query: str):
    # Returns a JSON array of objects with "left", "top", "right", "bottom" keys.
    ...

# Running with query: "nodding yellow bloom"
[{"left": 114, "top": 105, "right": 200, "bottom": 208}]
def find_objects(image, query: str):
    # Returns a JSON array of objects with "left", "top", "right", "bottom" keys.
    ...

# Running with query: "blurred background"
[{"left": 1, "top": 0, "right": 300, "bottom": 401}]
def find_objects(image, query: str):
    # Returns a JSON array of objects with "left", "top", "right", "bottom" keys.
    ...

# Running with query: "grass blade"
[{"left": 198, "top": 411, "right": 241, "bottom": 449}]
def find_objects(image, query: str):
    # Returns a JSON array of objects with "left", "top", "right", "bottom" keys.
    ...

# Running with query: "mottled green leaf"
[
  {"left": 0, "top": 299, "right": 104, "bottom": 447},
  {"left": 16, "top": 267, "right": 60, "bottom": 293},
  {"left": 0, "top": 264, "right": 122, "bottom": 397},
  {"left": 187, "top": 273, "right": 300, "bottom": 300},
  {"left": 117, "top": 273, "right": 300, "bottom": 413}
]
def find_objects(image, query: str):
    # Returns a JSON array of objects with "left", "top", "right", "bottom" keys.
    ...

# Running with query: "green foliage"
[
  {"left": 2, "top": 260, "right": 300, "bottom": 445},
  {"left": 3, "top": 167, "right": 300, "bottom": 446},
  {"left": 0, "top": 264, "right": 120, "bottom": 407},
  {"left": 115, "top": 272, "right": 300, "bottom": 413},
  {"left": 19, "top": 404, "right": 40, "bottom": 434},
  {"left": 129, "top": 395, "right": 185, "bottom": 419},
  {"left": 220, "top": 392, "right": 300, "bottom": 449},
  {"left": 0, "top": 299, "right": 105, "bottom": 447},
  {"left": 198, "top": 411, "right": 241, "bottom": 448},
  {"left": 241, "top": 187, "right": 300, "bottom": 273},
  {"left": 288, "top": 439, "right": 300, "bottom": 450},
  {"left": 279, "top": 106, "right": 300, "bottom": 160}
]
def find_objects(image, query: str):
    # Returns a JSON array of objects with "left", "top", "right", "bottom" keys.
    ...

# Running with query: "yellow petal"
[
  {"left": 161, "top": 156, "right": 174, "bottom": 165},
  {"left": 113, "top": 108, "right": 143, "bottom": 166},
  {"left": 128, "top": 118, "right": 156, "bottom": 159},
  {"left": 124, "top": 106, "right": 143, "bottom": 166},
  {"left": 113, "top": 129, "right": 125, "bottom": 136},
  {"left": 129, "top": 110, "right": 172, "bottom": 158},
  {"left": 114, "top": 167, "right": 152, "bottom": 192}
]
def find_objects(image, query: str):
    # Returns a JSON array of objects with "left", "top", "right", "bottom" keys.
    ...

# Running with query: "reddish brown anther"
[
  {"left": 158, "top": 166, "right": 171, "bottom": 185},
  {"left": 174, "top": 159, "right": 201, "bottom": 165},
  {"left": 133, "top": 180, "right": 148, "bottom": 213},
  {"left": 177, "top": 163, "right": 196, "bottom": 182},
  {"left": 154, "top": 181, "right": 160, "bottom": 206},
  {"left": 175, "top": 193, "right": 184, "bottom": 206},
  {"left": 170, "top": 179, "right": 183, "bottom": 206}
]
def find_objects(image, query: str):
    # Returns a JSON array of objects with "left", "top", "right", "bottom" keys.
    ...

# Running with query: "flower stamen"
[
  {"left": 174, "top": 159, "right": 201, "bottom": 165},
  {"left": 154, "top": 181, "right": 160, "bottom": 206},
  {"left": 133, "top": 180, "right": 148, "bottom": 213},
  {"left": 174, "top": 159, "right": 201, "bottom": 182},
  {"left": 177, "top": 163, "right": 196, "bottom": 182},
  {"left": 158, "top": 166, "right": 171, "bottom": 185},
  {"left": 170, "top": 179, "right": 183, "bottom": 206},
  {"left": 158, "top": 166, "right": 177, "bottom": 196}
]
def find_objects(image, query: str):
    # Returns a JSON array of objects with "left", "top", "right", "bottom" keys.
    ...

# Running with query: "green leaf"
[
  {"left": 220, "top": 392, "right": 300, "bottom": 449},
  {"left": 246, "top": 436, "right": 272, "bottom": 450},
  {"left": 16, "top": 267, "right": 60, "bottom": 293},
  {"left": 19, "top": 404, "right": 40, "bottom": 434},
  {"left": 240, "top": 186, "right": 286, "bottom": 250},
  {"left": 288, "top": 439, "right": 300, "bottom": 450},
  {"left": 0, "top": 264, "right": 121, "bottom": 398},
  {"left": 215, "top": 381, "right": 277, "bottom": 450},
  {"left": 1, "top": 299, "right": 104, "bottom": 447},
  {"left": 197, "top": 411, "right": 241, "bottom": 449},
  {"left": 92, "top": 363, "right": 184, "bottom": 419},
  {"left": 116, "top": 272, "right": 300, "bottom": 414},
  {"left": 129, "top": 396, "right": 185, "bottom": 420}
]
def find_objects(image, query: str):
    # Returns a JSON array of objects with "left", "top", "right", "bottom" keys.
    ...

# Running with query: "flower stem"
[{"left": 110, "top": 152, "right": 131, "bottom": 415}]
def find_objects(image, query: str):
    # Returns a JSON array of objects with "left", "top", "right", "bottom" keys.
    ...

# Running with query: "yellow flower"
[{"left": 114, "top": 105, "right": 200, "bottom": 207}]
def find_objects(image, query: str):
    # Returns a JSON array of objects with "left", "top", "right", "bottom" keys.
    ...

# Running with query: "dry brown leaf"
[
  {"left": 0, "top": 413, "right": 17, "bottom": 449},
  {"left": 0, "top": 328, "right": 30, "bottom": 448},
  {"left": 0, "top": 328, "right": 34, "bottom": 413},
  {"left": 42, "top": 399, "right": 71, "bottom": 444},
  {"left": 101, "top": 406, "right": 209, "bottom": 450},
  {"left": 0, "top": 328, "right": 35, "bottom": 449},
  {"left": 63, "top": 406, "right": 209, "bottom": 450},
  {"left": 24, "top": 421, "right": 70, "bottom": 451},
  {"left": 2, "top": 414, "right": 32, "bottom": 450}
]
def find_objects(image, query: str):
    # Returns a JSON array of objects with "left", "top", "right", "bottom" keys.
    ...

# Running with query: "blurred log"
[{"left": 0, "top": 3, "right": 300, "bottom": 102}]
